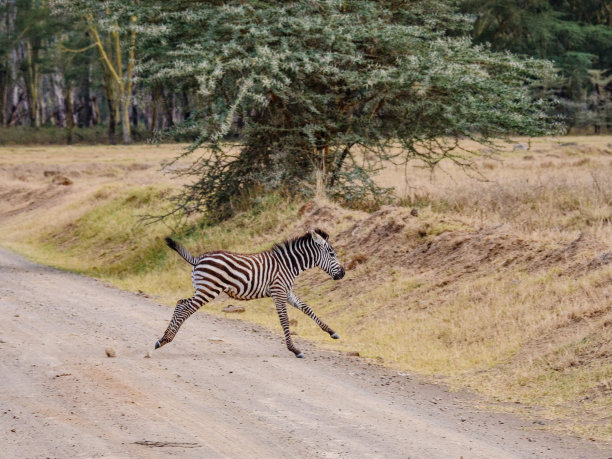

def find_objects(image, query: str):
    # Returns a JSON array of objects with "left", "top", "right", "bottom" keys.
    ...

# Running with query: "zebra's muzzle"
[{"left": 333, "top": 269, "right": 345, "bottom": 280}]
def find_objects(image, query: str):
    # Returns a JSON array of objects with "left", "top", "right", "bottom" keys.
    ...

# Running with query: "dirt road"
[{"left": 0, "top": 248, "right": 608, "bottom": 458}]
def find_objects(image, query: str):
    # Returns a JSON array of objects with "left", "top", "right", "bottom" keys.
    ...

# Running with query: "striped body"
[
  {"left": 156, "top": 229, "right": 345, "bottom": 358},
  {"left": 196, "top": 251, "right": 277, "bottom": 301}
]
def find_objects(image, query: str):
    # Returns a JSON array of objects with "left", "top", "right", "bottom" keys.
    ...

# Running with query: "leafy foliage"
[
  {"left": 137, "top": 0, "right": 560, "bottom": 219},
  {"left": 329, "top": 165, "right": 394, "bottom": 212},
  {"left": 462, "top": 0, "right": 612, "bottom": 130}
]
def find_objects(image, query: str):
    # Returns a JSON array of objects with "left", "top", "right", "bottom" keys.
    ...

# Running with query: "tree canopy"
[
  {"left": 463, "top": 0, "right": 612, "bottom": 129},
  {"left": 137, "top": 0, "right": 560, "bottom": 218}
]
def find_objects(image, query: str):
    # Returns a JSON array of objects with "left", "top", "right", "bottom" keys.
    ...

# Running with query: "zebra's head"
[{"left": 310, "top": 229, "right": 345, "bottom": 280}]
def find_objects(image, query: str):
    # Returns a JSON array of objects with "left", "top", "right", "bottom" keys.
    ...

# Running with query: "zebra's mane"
[{"left": 271, "top": 228, "right": 329, "bottom": 253}]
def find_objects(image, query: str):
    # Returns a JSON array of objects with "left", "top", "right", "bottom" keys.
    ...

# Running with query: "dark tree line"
[
  {"left": 463, "top": 0, "right": 612, "bottom": 132},
  {"left": 0, "top": 0, "right": 192, "bottom": 143},
  {"left": 0, "top": 0, "right": 610, "bottom": 147}
]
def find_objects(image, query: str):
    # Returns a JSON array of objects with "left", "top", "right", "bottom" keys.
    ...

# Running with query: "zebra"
[{"left": 155, "top": 229, "right": 345, "bottom": 358}]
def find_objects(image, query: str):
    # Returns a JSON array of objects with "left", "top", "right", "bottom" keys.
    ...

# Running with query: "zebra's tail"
[{"left": 165, "top": 237, "right": 198, "bottom": 266}]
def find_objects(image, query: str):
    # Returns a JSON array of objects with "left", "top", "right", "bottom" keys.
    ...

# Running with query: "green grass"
[{"left": 3, "top": 185, "right": 302, "bottom": 304}]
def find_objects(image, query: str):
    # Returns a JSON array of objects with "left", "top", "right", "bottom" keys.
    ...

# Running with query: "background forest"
[{"left": 1, "top": 0, "right": 610, "bottom": 146}]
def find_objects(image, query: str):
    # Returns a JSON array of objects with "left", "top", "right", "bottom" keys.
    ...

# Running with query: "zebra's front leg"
[
  {"left": 155, "top": 297, "right": 203, "bottom": 349},
  {"left": 288, "top": 292, "right": 339, "bottom": 340},
  {"left": 271, "top": 291, "right": 303, "bottom": 358}
]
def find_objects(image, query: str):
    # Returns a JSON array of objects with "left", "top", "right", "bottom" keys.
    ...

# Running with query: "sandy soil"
[{"left": 0, "top": 248, "right": 609, "bottom": 458}]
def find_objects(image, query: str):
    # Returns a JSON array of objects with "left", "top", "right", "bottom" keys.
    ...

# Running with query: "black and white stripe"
[{"left": 155, "top": 229, "right": 345, "bottom": 358}]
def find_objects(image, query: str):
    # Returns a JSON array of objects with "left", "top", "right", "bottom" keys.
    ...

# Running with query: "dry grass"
[
  {"left": 0, "top": 136, "right": 611, "bottom": 442},
  {"left": 382, "top": 136, "right": 612, "bottom": 236}
]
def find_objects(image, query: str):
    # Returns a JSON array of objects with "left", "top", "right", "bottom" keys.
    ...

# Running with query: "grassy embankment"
[{"left": 0, "top": 137, "right": 610, "bottom": 441}]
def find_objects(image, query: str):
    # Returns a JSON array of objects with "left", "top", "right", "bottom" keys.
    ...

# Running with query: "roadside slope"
[
  {"left": 0, "top": 141, "right": 611, "bottom": 441},
  {"left": 0, "top": 248, "right": 608, "bottom": 458}
]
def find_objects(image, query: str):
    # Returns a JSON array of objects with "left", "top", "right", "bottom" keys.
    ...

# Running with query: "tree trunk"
[
  {"left": 108, "top": 99, "right": 116, "bottom": 144},
  {"left": 150, "top": 95, "right": 158, "bottom": 132},
  {"left": 64, "top": 84, "right": 74, "bottom": 144},
  {"left": 76, "top": 69, "right": 93, "bottom": 128},
  {"left": 0, "top": 65, "right": 8, "bottom": 127},
  {"left": 181, "top": 91, "right": 191, "bottom": 121},
  {"left": 0, "top": 6, "right": 9, "bottom": 126},
  {"left": 130, "top": 95, "right": 138, "bottom": 129},
  {"left": 7, "top": 91, "right": 24, "bottom": 127},
  {"left": 23, "top": 39, "right": 41, "bottom": 127},
  {"left": 163, "top": 88, "right": 174, "bottom": 128},
  {"left": 120, "top": 94, "right": 132, "bottom": 144},
  {"left": 103, "top": 76, "right": 116, "bottom": 145},
  {"left": 38, "top": 74, "right": 46, "bottom": 125},
  {"left": 594, "top": 82, "right": 601, "bottom": 134},
  {"left": 329, "top": 144, "right": 353, "bottom": 188},
  {"left": 52, "top": 74, "right": 65, "bottom": 127},
  {"left": 150, "top": 83, "right": 161, "bottom": 132},
  {"left": 91, "top": 95, "right": 100, "bottom": 125}
]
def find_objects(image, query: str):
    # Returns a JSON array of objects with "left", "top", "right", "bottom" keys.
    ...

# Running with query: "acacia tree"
[{"left": 139, "top": 0, "right": 560, "bottom": 218}]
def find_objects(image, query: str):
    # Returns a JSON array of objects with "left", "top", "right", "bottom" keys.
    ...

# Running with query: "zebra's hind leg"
[
  {"left": 288, "top": 292, "right": 339, "bottom": 340},
  {"left": 271, "top": 291, "right": 303, "bottom": 358},
  {"left": 155, "top": 296, "right": 204, "bottom": 349}
]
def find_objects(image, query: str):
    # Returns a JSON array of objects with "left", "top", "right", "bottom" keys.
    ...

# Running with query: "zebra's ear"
[{"left": 310, "top": 230, "right": 326, "bottom": 246}]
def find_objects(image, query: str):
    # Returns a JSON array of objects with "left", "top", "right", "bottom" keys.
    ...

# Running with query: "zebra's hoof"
[
  {"left": 296, "top": 353, "right": 304, "bottom": 359},
  {"left": 331, "top": 333, "right": 340, "bottom": 339},
  {"left": 154, "top": 340, "right": 161, "bottom": 350}
]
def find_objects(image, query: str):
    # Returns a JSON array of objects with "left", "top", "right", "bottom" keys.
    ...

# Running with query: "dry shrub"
[
  {"left": 573, "top": 157, "right": 590, "bottom": 166},
  {"left": 298, "top": 200, "right": 315, "bottom": 216},
  {"left": 482, "top": 161, "right": 496, "bottom": 169},
  {"left": 52, "top": 175, "right": 73, "bottom": 186},
  {"left": 347, "top": 253, "right": 367, "bottom": 270},
  {"left": 429, "top": 173, "right": 612, "bottom": 234}
]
